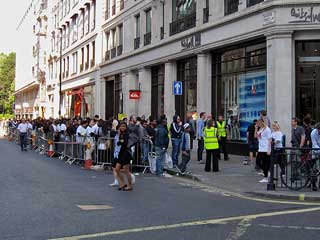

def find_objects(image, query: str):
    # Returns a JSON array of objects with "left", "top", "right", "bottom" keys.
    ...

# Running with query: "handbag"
[{"left": 165, "top": 151, "right": 173, "bottom": 169}]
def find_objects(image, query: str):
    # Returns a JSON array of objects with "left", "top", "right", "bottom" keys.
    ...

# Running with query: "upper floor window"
[
  {"left": 112, "top": 0, "right": 116, "bottom": 16},
  {"left": 90, "top": 0, "right": 96, "bottom": 31},
  {"left": 247, "top": 0, "right": 264, "bottom": 7},
  {"left": 170, "top": 0, "right": 196, "bottom": 35},
  {"left": 85, "top": 4, "right": 90, "bottom": 34},
  {"left": 135, "top": 15, "right": 140, "bottom": 38},
  {"left": 225, "top": 0, "right": 239, "bottom": 15},
  {"left": 172, "top": 0, "right": 196, "bottom": 21},
  {"left": 146, "top": 9, "right": 152, "bottom": 34}
]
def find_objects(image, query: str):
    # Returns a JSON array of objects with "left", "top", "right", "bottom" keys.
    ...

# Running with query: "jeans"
[
  {"left": 197, "top": 138, "right": 204, "bottom": 161},
  {"left": 20, "top": 133, "right": 27, "bottom": 151},
  {"left": 179, "top": 151, "right": 190, "bottom": 173},
  {"left": 155, "top": 147, "right": 166, "bottom": 175},
  {"left": 171, "top": 138, "right": 181, "bottom": 166},
  {"left": 141, "top": 142, "right": 150, "bottom": 164}
]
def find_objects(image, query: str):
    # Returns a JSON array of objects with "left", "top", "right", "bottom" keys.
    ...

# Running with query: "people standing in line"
[
  {"left": 291, "top": 117, "right": 306, "bottom": 148},
  {"left": 146, "top": 116, "right": 157, "bottom": 144},
  {"left": 245, "top": 119, "right": 258, "bottom": 166},
  {"left": 271, "top": 121, "right": 285, "bottom": 176},
  {"left": 17, "top": 119, "right": 32, "bottom": 151},
  {"left": 197, "top": 112, "right": 206, "bottom": 164},
  {"left": 255, "top": 119, "right": 272, "bottom": 183},
  {"left": 203, "top": 119, "right": 219, "bottom": 172},
  {"left": 309, "top": 123, "right": 320, "bottom": 191},
  {"left": 114, "top": 122, "right": 133, "bottom": 191},
  {"left": 217, "top": 115, "right": 229, "bottom": 161},
  {"left": 170, "top": 115, "right": 183, "bottom": 167},
  {"left": 177, "top": 123, "right": 192, "bottom": 174},
  {"left": 260, "top": 110, "right": 271, "bottom": 128},
  {"left": 154, "top": 116, "right": 169, "bottom": 176},
  {"left": 303, "top": 116, "right": 312, "bottom": 148},
  {"left": 186, "top": 112, "right": 196, "bottom": 150}
]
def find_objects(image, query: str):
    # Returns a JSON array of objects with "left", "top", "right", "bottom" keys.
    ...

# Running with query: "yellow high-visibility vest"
[
  {"left": 217, "top": 121, "right": 227, "bottom": 138},
  {"left": 203, "top": 127, "right": 219, "bottom": 150}
]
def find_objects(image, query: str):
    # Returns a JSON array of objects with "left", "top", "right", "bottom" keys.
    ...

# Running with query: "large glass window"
[
  {"left": 247, "top": 0, "right": 264, "bottom": 7},
  {"left": 135, "top": 15, "right": 140, "bottom": 38},
  {"left": 212, "top": 42, "right": 266, "bottom": 141},
  {"left": 296, "top": 41, "right": 320, "bottom": 122},
  {"left": 151, "top": 65, "right": 165, "bottom": 119},
  {"left": 146, "top": 9, "right": 152, "bottom": 33},
  {"left": 176, "top": 57, "right": 197, "bottom": 120},
  {"left": 172, "top": 0, "right": 196, "bottom": 21}
]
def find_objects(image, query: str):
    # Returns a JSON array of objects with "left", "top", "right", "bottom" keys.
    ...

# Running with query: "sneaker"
[
  {"left": 258, "top": 172, "right": 265, "bottom": 176},
  {"left": 109, "top": 179, "right": 119, "bottom": 187},
  {"left": 198, "top": 160, "right": 204, "bottom": 164},
  {"left": 243, "top": 160, "right": 249, "bottom": 165},
  {"left": 259, "top": 178, "right": 269, "bottom": 183}
]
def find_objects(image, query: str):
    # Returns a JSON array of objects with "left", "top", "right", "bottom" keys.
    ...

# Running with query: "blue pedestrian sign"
[{"left": 173, "top": 81, "right": 183, "bottom": 95}]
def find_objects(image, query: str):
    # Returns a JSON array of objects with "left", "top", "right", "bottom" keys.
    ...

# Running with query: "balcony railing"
[
  {"left": 120, "top": 0, "right": 124, "bottom": 10},
  {"left": 144, "top": 32, "right": 151, "bottom": 46},
  {"left": 134, "top": 37, "right": 140, "bottom": 50},
  {"left": 111, "top": 47, "right": 117, "bottom": 59},
  {"left": 160, "top": 27, "right": 164, "bottom": 40},
  {"left": 203, "top": 8, "right": 209, "bottom": 23},
  {"left": 117, "top": 45, "right": 123, "bottom": 56},
  {"left": 105, "top": 50, "right": 110, "bottom": 61},
  {"left": 169, "top": 13, "right": 196, "bottom": 36}
]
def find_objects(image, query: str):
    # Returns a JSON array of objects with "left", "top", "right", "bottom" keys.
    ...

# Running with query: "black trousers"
[
  {"left": 219, "top": 137, "right": 228, "bottom": 160},
  {"left": 205, "top": 149, "right": 219, "bottom": 172},
  {"left": 197, "top": 138, "right": 204, "bottom": 161},
  {"left": 256, "top": 152, "right": 271, "bottom": 177}
]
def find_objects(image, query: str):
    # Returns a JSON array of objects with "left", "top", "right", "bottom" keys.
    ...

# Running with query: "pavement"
[
  {"left": 3, "top": 136, "right": 320, "bottom": 239},
  {"left": 165, "top": 151, "right": 320, "bottom": 202}
]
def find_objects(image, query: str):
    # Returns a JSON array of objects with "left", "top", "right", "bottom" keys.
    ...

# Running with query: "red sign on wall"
[{"left": 129, "top": 90, "right": 141, "bottom": 100}]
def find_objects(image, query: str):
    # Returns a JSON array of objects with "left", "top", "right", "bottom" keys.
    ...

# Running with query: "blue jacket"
[{"left": 155, "top": 124, "right": 169, "bottom": 149}]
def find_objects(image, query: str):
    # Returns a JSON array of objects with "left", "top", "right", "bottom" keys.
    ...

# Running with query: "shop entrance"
[
  {"left": 105, "top": 75, "right": 123, "bottom": 120},
  {"left": 296, "top": 64, "right": 320, "bottom": 121},
  {"left": 175, "top": 57, "right": 197, "bottom": 121},
  {"left": 296, "top": 41, "right": 320, "bottom": 121}
]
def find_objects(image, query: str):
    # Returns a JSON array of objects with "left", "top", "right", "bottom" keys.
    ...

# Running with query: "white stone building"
[
  {"left": 15, "top": 0, "right": 51, "bottom": 119},
  {"left": 15, "top": 0, "right": 320, "bottom": 152},
  {"left": 47, "top": 0, "right": 102, "bottom": 118},
  {"left": 98, "top": 0, "right": 320, "bottom": 152}
]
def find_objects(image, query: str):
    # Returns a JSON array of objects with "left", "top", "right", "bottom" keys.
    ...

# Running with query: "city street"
[{"left": 1, "top": 138, "right": 320, "bottom": 240}]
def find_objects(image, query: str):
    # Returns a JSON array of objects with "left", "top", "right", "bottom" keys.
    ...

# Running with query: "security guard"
[
  {"left": 217, "top": 115, "right": 229, "bottom": 161},
  {"left": 203, "top": 119, "right": 219, "bottom": 172}
]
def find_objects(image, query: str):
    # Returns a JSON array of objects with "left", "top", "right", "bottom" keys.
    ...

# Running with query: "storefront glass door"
[{"left": 296, "top": 41, "right": 320, "bottom": 122}]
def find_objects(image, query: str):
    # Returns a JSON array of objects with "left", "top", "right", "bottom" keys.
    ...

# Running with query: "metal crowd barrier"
[
  {"left": 268, "top": 147, "right": 320, "bottom": 191},
  {"left": 7, "top": 128, "right": 154, "bottom": 173}
]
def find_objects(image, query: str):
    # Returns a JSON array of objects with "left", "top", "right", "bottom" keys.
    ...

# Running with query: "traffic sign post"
[{"left": 173, "top": 81, "right": 183, "bottom": 95}]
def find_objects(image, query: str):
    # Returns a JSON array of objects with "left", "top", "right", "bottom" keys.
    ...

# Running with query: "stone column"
[
  {"left": 197, "top": 53, "right": 212, "bottom": 115},
  {"left": 164, "top": 61, "right": 176, "bottom": 122},
  {"left": 138, "top": 67, "right": 152, "bottom": 117},
  {"left": 122, "top": 71, "right": 138, "bottom": 117},
  {"left": 266, "top": 31, "right": 294, "bottom": 139},
  {"left": 94, "top": 69, "right": 102, "bottom": 117}
]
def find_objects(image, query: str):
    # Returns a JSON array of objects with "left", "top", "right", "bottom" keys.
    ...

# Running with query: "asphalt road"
[{"left": 1, "top": 138, "right": 320, "bottom": 240}]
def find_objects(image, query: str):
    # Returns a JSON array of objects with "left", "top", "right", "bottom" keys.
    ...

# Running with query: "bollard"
[{"left": 84, "top": 142, "right": 93, "bottom": 170}]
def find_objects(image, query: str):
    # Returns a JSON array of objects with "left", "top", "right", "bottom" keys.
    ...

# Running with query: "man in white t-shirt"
[{"left": 17, "top": 119, "right": 32, "bottom": 151}]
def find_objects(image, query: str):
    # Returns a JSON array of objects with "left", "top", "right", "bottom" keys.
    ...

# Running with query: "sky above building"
[{"left": 0, "top": 1, "right": 31, "bottom": 54}]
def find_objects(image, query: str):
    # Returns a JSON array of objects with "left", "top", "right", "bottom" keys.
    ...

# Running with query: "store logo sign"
[
  {"left": 289, "top": 7, "right": 320, "bottom": 23},
  {"left": 129, "top": 90, "right": 141, "bottom": 100},
  {"left": 181, "top": 33, "right": 201, "bottom": 50}
]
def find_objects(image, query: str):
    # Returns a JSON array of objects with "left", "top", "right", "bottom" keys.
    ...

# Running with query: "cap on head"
[{"left": 183, "top": 123, "right": 190, "bottom": 129}]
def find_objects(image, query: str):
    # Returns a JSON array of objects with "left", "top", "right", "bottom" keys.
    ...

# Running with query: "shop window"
[
  {"left": 176, "top": 57, "right": 197, "bottom": 120},
  {"left": 212, "top": 43, "right": 267, "bottom": 141},
  {"left": 151, "top": 65, "right": 165, "bottom": 119}
]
